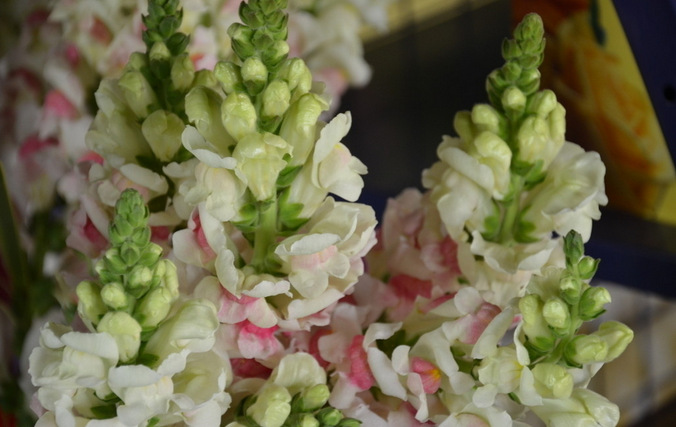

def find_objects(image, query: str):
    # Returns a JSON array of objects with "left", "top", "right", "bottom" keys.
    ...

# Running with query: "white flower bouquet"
[{"left": 1, "top": 0, "right": 633, "bottom": 426}]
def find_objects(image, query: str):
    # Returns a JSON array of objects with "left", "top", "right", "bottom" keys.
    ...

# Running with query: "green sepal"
[
  {"left": 91, "top": 404, "right": 118, "bottom": 420},
  {"left": 563, "top": 230, "right": 584, "bottom": 268}
]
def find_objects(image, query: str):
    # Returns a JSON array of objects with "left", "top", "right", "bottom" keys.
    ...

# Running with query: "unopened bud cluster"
[
  {"left": 231, "top": 383, "right": 360, "bottom": 427},
  {"left": 519, "top": 231, "right": 633, "bottom": 369},
  {"left": 76, "top": 189, "right": 179, "bottom": 361}
]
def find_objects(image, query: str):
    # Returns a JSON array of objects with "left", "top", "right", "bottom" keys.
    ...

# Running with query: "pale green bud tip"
[
  {"left": 149, "top": 41, "right": 172, "bottom": 62},
  {"left": 542, "top": 297, "right": 570, "bottom": 329},
  {"left": 595, "top": 321, "right": 633, "bottom": 361},
  {"left": 97, "top": 311, "right": 142, "bottom": 362},
  {"left": 76, "top": 281, "right": 107, "bottom": 323},
  {"left": 279, "top": 58, "right": 312, "bottom": 95},
  {"left": 564, "top": 230, "right": 584, "bottom": 266},
  {"left": 118, "top": 70, "right": 158, "bottom": 118},
  {"left": 532, "top": 363, "right": 573, "bottom": 399},
  {"left": 502, "top": 86, "right": 526, "bottom": 114},
  {"left": 316, "top": 407, "right": 343, "bottom": 426},
  {"left": 262, "top": 80, "right": 291, "bottom": 117},
  {"left": 241, "top": 57, "right": 269, "bottom": 94},
  {"left": 134, "top": 287, "right": 174, "bottom": 328},
  {"left": 222, "top": 93, "right": 257, "bottom": 141},
  {"left": 100, "top": 282, "right": 131, "bottom": 310},
  {"left": 578, "top": 287, "right": 611, "bottom": 320},
  {"left": 214, "top": 61, "right": 242, "bottom": 94},
  {"left": 297, "top": 384, "right": 330, "bottom": 412},
  {"left": 559, "top": 273, "right": 583, "bottom": 304},
  {"left": 515, "top": 13, "right": 544, "bottom": 44},
  {"left": 471, "top": 104, "right": 502, "bottom": 134},
  {"left": 565, "top": 334, "right": 608, "bottom": 366},
  {"left": 577, "top": 256, "right": 599, "bottom": 280},
  {"left": 171, "top": 53, "right": 195, "bottom": 91},
  {"left": 247, "top": 385, "right": 292, "bottom": 427}
]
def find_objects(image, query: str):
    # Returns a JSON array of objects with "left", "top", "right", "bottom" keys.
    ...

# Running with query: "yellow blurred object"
[{"left": 514, "top": 0, "right": 676, "bottom": 224}]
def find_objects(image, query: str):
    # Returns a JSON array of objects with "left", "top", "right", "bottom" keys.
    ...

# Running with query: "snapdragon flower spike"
[
  {"left": 519, "top": 230, "right": 633, "bottom": 368},
  {"left": 76, "top": 189, "right": 179, "bottom": 343}
]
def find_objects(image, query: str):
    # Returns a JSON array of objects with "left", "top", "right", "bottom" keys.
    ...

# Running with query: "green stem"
[{"left": 251, "top": 198, "right": 278, "bottom": 272}]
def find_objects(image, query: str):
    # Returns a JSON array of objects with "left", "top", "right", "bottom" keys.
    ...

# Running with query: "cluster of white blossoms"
[{"left": 20, "top": 2, "right": 634, "bottom": 427}]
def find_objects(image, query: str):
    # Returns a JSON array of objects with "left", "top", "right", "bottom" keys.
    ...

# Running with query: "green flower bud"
[
  {"left": 247, "top": 385, "right": 292, "bottom": 427},
  {"left": 547, "top": 103, "right": 566, "bottom": 146},
  {"left": 564, "top": 231, "right": 584, "bottom": 268},
  {"left": 229, "top": 23, "right": 255, "bottom": 59},
  {"left": 118, "top": 70, "right": 158, "bottom": 118},
  {"left": 157, "top": 259, "right": 180, "bottom": 299},
  {"left": 287, "top": 414, "right": 320, "bottom": 427},
  {"left": 471, "top": 104, "right": 503, "bottom": 134},
  {"left": 593, "top": 321, "right": 633, "bottom": 362},
  {"left": 278, "top": 58, "right": 312, "bottom": 100},
  {"left": 221, "top": 92, "right": 257, "bottom": 141},
  {"left": 100, "top": 282, "right": 131, "bottom": 310},
  {"left": 542, "top": 297, "right": 570, "bottom": 330},
  {"left": 76, "top": 280, "right": 107, "bottom": 324},
  {"left": 127, "top": 265, "right": 153, "bottom": 295},
  {"left": 262, "top": 40, "right": 289, "bottom": 72},
  {"left": 519, "top": 294, "right": 555, "bottom": 353},
  {"left": 185, "top": 86, "right": 235, "bottom": 151},
  {"left": 577, "top": 256, "right": 599, "bottom": 280},
  {"left": 453, "top": 110, "right": 475, "bottom": 142},
  {"left": 559, "top": 272, "right": 583, "bottom": 305},
  {"left": 262, "top": 80, "right": 291, "bottom": 118},
  {"left": 137, "top": 242, "right": 163, "bottom": 267},
  {"left": 527, "top": 89, "right": 557, "bottom": 117},
  {"left": 101, "top": 248, "right": 128, "bottom": 273},
  {"left": 531, "top": 363, "right": 573, "bottom": 399},
  {"left": 297, "top": 384, "right": 330, "bottom": 412},
  {"left": 279, "top": 93, "right": 328, "bottom": 167},
  {"left": 120, "top": 241, "right": 141, "bottom": 266},
  {"left": 126, "top": 52, "right": 148, "bottom": 72},
  {"left": 149, "top": 41, "right": 172, "bottom": 79},
  {"left": 171, "top": 52, "right": 195, "bottom": 91},
  {"left": 315, "top": 407, "right": 343, "bottom": 426},
  {"left": 501, "top": 86, "right": 526, "bottom": 116},
  {"left": 241, "top": 57, "right": 269, "bottom": 95},
  {"left": 193, "top": 69, "right": 221, "bottom": 92},
  {"left": 578, "top": 287, "right": 611, "bottom": 320},
  {"left": 516, "top": 116, "right": 550, "bottom": 164},
  {"left": 97, "top": 311, "right": 142, "bottom": 362},
  {"left": 134, "top": 286, "right": 175, "bottom": 329},
  {"left": 131, "top": 226, "right": 151, "bottom": 248},
  {"left": 564, "top": 334, "right": 608, "bottom": 366},
  {"left": 142, "top": 110, "right": 186, "bottom": 162},
  {"left": 214, "top": 61, "right": 242, "bottom": 94},
  {"left": 337, "top": 419, "right": 362, "bottom": 427}
]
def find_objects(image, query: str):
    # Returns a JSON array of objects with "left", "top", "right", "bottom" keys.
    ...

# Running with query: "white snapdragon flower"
[
  {"left": 30, "top": 298, "right": 231, "bottom": 426},
  {"left": 522, "top": 142, "right": 608, "bottom": 243},
  {"left": 275, "top": 197, "right": 377, "bottom": 320},
  {"left": 285, "top": 112, "right": 367, "bottom": 218},
  {"left": 423, "top": 138, "right": 495, "bottom": 242}
]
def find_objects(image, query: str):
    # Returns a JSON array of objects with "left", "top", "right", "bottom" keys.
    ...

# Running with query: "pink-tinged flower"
[
  {"left": 192, "top": 209, "right": 217, "bottom": 262},
  {"left": 17, "top": 135, "right": 59, "bottom": 160},
  {"left": 387, "top": 274, "right": 433, "bottom": 321},
  {"left": 462, "top": 302, "right": 502, "bottom": 345},
  {"left": 236, "top": 320, "right": 282, "bottom": 360},
  {"left": 230, "top": 358, "right": 273, "bottom": 379},
  {"left": 43, "top": 90, "right": 78, "bottom": 120},
  {"left": 347, "top": 335, "right": 375, "bottom": 390},
  {"left": 87, "top": 16, "right": 113, "bottom": 45},
  {"left": 217, "top": 287, "right": 277, "bottom": 328},
  {"left": 65, "top": 204, "right": 109, "bottom": 258},
  {"left": 308, "top": 329, "right": 331, "bottom": 369},
  {"left": 410, "top": 357, "right": 442, "bottom": 394}
]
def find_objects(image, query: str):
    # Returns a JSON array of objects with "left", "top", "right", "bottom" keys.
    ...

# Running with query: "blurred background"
[{"left": 340, "top": 0, "right": 676, "bottom": 425}]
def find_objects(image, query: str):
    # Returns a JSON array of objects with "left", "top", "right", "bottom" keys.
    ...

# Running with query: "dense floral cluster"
[{"left": 0, "top": 1, "right": 633, "bottom": 426}]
